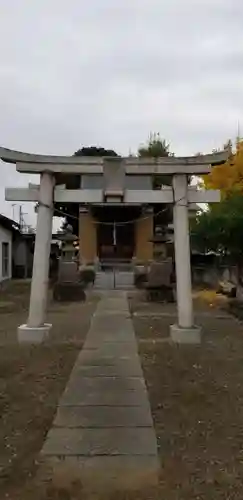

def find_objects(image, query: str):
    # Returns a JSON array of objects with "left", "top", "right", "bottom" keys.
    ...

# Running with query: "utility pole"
[
  {"left": 237, "top": 121, "right": 241, "bottom": 141},
  {"left": 19, "top": 205, "right": 23, "bottom": 230},
  {"left": 19, "top": 205, "right": 28, "bottom": 232},
  {"left": 12, "top": 203, "right": 17, "bottom": 221}
]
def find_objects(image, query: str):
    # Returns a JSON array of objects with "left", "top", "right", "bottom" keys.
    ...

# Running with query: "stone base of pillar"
[
  {"left": 170, "top": 324, "right": 201, "bottom": 344},
  {"left": 17, "top": 323, "right": 52, "bottom": 344}
]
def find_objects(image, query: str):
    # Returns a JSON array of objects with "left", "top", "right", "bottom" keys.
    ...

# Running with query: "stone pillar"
[
  {"left": 135, "top": 212, "right": 153, "bottom": 262},
  {"left": 18, "top": 172, "right": 55, "bottom": 343},
  {"left": 170, "top": 175, "right": 201, "bottom": 344},
  {"left": 79, "top": 210, "right": 97, "bottom": 264}
]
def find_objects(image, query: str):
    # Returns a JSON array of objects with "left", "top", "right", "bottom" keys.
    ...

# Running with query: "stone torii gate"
[{"left": 0, "top": 147, "right": 228, "bottom": 344}]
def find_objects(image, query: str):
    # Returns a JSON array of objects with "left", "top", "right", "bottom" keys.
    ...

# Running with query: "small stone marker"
[{"left": 146, "top": 258, "right": 174, "bottom": 302}]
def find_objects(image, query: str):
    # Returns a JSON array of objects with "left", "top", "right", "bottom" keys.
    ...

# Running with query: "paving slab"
[
  {"left": 73, "top": 352, "right": 143, "bottom": 375},
  {"left": 86, "top": 327, "right": 135, "bottom": 344},
  {"left": 59, "top": 386, "right": 150, "bottom": 407},
  {"left": 90, "top": 313, "right": 131, "bottom": 324},
  {"left": 42, "top": 427, "right": 157, "bottom": 456},
  {"left": 95, "top": 297, "right": 129, "bottom": 312},
  {"left": 42, "top": 456, "right": 159, "bottom": 492},
  {"left": 94, "top": 310, "right": 129, "bottom": 317},
  {"left": 88, "top": 317, "right": 134, "bottom": 338},
  {"left": 70, "top": 363, "right": 143, "bottom": 378},
  {"left": 41, "top": 291, "right": 158, "bottom": 490},
  {"left": 54, "top": 405, "right": 154, "bottom": 428},
  {"left": 63, "top": 375, "right": 147, "bottom": 393},
  {"left": 78, "top": 342, "right": 139, "bottom": 357},
  {"left": 85, "top": 333, "right": 135, "bottom": 347},
  {"left": 95, "top": 307, "right": 129, "bottom": 316}
]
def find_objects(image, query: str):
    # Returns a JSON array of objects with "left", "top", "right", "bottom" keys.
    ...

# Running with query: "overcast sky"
[{"left": 0, "top": 0, "right": 242, "bottom": 228}]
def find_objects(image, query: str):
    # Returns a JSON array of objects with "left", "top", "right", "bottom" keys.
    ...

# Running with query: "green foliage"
[
  {"left": 74, "top": 146, "right": 118, "bottom": 157},
  {"left": 138, "top": 133, "right": 173, "bottom": 188},
  {"left": 191, "top": 194, "right": 243, "bottom": 262},
  {"left": 79, "top": 267, "right": 96, "bottom": 286},
  {"left": 138, "top": 133, "right": 171, "bottom": 158}
]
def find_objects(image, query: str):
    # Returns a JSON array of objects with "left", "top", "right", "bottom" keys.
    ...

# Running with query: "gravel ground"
[
  {"left": 0, "top": 281, "right": 98, "bottom": 499},
  {"left": 129, "top": 291, "right": 243, "bottom": 499}
]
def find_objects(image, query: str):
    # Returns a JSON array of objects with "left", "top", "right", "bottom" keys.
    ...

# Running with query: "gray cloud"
[{"left": 0, "top": 0, "right": 242, "bottom": 226}]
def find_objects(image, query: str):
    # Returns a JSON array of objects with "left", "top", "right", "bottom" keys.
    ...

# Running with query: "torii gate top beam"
[{"left": 0, "top": 147, "right": 229, "bottom": 175}]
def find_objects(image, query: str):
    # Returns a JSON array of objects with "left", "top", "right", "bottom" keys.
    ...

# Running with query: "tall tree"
[
  {"left": 56, "top": 146, "right": 119, "bottom": 232},
  {"left": 138, "top": 133, "right": 173, "bottom": 226},
  {"left": 138, "top": 133, "right": 173, "bottom": 188},
  {"left": 138, "top": 133, "right": 171, "bottom": 158},
  {"left": 191, "top": 194, "right": 243, "bottom": 278},
  {"left": 192, "top": 139, "right": 243, "bottom": 284}
]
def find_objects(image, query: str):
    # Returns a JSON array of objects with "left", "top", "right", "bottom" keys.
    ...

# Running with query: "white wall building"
[{"left": 0, "top": 215, "right": 19, "bottom": 282}]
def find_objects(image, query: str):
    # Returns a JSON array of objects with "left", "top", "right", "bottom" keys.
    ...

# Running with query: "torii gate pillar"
[
  {"left": 18, "top": 172, "right": 55, "bottom": 343},
  {"left": 170, "top": 175, "right": 201, "bottom": 344}
]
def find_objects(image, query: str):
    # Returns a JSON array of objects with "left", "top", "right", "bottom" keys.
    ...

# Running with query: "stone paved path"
[{"left": 41, "top": 292, "right": 159, "bottom": 491}]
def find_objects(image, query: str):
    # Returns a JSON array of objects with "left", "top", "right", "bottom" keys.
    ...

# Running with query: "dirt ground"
[
  {"left": 0, "top": 281, "right": 98, "bottom": 499},
  {"left": 130, "top": 290, "right": 243, "bottom": 499}
]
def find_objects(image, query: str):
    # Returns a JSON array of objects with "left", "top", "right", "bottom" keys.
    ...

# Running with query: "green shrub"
[{"left": 79, "top": 267, "right": 96, "bottom": 286}]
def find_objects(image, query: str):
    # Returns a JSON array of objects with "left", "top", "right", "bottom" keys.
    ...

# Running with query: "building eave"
[{"left": 0, "top": 214, "right": 20, "bottom": 233}]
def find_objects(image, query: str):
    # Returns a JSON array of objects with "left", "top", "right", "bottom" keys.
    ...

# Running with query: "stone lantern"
[
  {"left": 53, "top": 225, "right": 85, "bottom": 302},
  {"left": 150, "top": 226, "right": 170, "bottom": 260},
  {"left": 59, "top": 224, "right": 78, "bottom": 262}
]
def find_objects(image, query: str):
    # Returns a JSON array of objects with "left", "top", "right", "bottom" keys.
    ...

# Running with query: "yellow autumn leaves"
[{"left": 203, "top": 139, "right": 243, "bottom": 196}]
